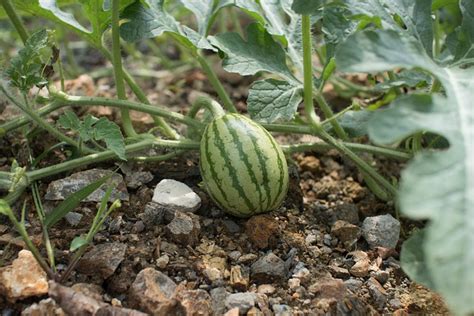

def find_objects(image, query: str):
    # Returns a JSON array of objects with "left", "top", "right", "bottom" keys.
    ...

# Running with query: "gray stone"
[
  {"left": 165, "top": 211, "right": 201, "bottom": 246},
  {"left": 125, "top": 171, "right": 153, "bottom": 189},
  {"left": 210, "top": 287, "right": 228, "bottom": 315},
  {"left": 362, "top": 214, "right": 400, "bottom": 249},
  {"left": 225, "top": 292, "right": 256, "bottom": 314},
  {"left": 250, "top": 253, "right": 286, "bottom": 283},
  {"left": 64, "top": 212, "right": 83, "bottom": 226},
  {"left": 228, "top": 251, "right": 242, "bottom": 262},
  {"left": 272, "top": 304, "right": 292, "bottom": 316},
  {"left": 45, "top": 169, "right": 129, "bottom": 202},
  {"left": 373, "top": 270, "right": 389, "bottom": 285},
  {"left": 77, "top": 243, "right": 127, "bottom": 279},
  {"left": 221, "top": 219, "right": 241, "bottom": 234},
  {"left": 152, "top": 179, "right": 201, "bottom": 212},
  {"left": 344, "top": 278, "right": 363, "bottom": 293}
]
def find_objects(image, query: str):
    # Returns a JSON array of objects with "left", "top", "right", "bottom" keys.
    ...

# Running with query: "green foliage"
[
  {"left": 5, "top": 29, "right": 54, "bottom": 92},
  {"left": 209, "top": 23, "right": 295, "bottom": 80},
  {"left": 336, "top": 23, "right": 474, "bottom": 314},
  {"left": 247, "top": 79, "right": 302, "bottom": 122},
  {"left": 12, "top": 0, "right": 134, "bottom": 45},
  {"left": 58, "top": 110, "right": 126, "bottom": 160},
  {"left": 291, "top": 0, "right": 323, "bottom": 15}
]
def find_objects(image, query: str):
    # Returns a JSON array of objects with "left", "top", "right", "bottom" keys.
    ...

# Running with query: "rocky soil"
[{"left": 0, "top": 52, "right": 450, "bottom": 315}]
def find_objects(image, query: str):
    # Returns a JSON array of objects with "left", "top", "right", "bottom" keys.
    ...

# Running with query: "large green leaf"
[
  {"left": 120, "top": 0, "right": 213, "bottom": 51},
  {"left": 209, "top": 23, "right": 296, "bottom": 81},
  {"left": 336, "top": 28, "right": 474, "bottom": 315},
  {"left": 400, "top": 229, "right": 435, "bottom": 289},
  {"left": 13, "top": 0, "right": 134, "bottom": 45},
  {"left": 344, "top": 0, "right": 434, "bottom": 56},
  {"left": 247, "top": 79, "right": 302, "bottom": 123},
  {"left": 258, "top": 0, "right": 305, "bottom": 73}
]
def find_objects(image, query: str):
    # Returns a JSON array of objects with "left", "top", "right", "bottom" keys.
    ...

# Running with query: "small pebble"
[
  {"left": 257, "top": 284, "right": 276, "bottom": 295},
  {"left": 156, "top": 255, "right": 170, "bottom": 269}
]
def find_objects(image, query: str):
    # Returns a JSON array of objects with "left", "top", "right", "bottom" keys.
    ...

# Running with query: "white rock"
[
  {"left": 0, "top": 250, "right": 49, "bottom": 301},
  {"left": 152, "top": 179, "right": 201, "bottom": 212}
]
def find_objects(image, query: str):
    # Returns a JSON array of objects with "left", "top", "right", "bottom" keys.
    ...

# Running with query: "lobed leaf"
[
  {"left": 209, "top": 23, "right": 295, "bottom": 81},
  {"left": 336, "top": 27, "right": 474, "bottom": 314},
  {"left": 13, "top": 0, "right": 134, "bottom": 44}
]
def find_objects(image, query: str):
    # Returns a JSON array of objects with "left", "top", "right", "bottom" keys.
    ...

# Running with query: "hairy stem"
[
  {"left": 1, "top": 0, "right": 29, "bottom": 43},
  {"left": 301, "top": 15, "right": 320, "bottom": 129},
  {"left": 283, "top": 142, "right": 411, "bottom": 161},
  {"left": 53, "top": 93, "right": 203, "bottom": 130},
  {"left": 188, "top": 96, "right": 226, "bottom": 119},
  {"left": 195, "top": 52, "right": 237, "bottom": 113},
  {"left": 97, "top": 46, "right": 178, "bottom": 139},
  {"left": 111, "top": 0, "right": 137, "bottom": 138},
  {"left": 0, "top": 84, "right": 95, "bottom": 154}
]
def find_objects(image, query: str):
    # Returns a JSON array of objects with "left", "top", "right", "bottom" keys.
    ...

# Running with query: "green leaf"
[
  {"left": 374, "top": 70, "right": 431, "bottom": 91},
  {"left": 344, "top": 0, "right": 434, "bottom": 56},
  {"left": 401, "top": 229, "right": 435, "bottom": 289},
  {"left": 291, "top": 0, "right": 323, "bottom": 15},
  {"left": 209, "top": 23, "right": 295, "bottom": 81},
  {"left": 334, "top": 110, "right": 373, "bottom": 138},
  {"left": 5, "top": 29, "right": 54, "bottom": 92},
  {"left": 59, "top": 111, "right": 126, "bottom": 160},
  {"left": 70, "top": 235, "right": 88, "bottom": 251},
  {"left": 93, "top": 118, "right": 126, "bottom": 160},
  {"left": 258, "top": 0, "right": 307, "bottom": 73},
  {"left": 247, "top": 79, "right": 303, "bottom": 123},
  {"left": 44, "top": 173, "right": 112, "bottom": 228},
  {"left": 336, "top": 30, "right": 436, "bottom": 73},
  {"left": 120, "top": 0, "right": 213, "bottom": 51},
  {"left": 337, "top": 28, "right": 474, "bottom": 315},
  {"left": 451, "top": 0, "right": 474, "bottom": 66},
  {"left": 13, "top": 0, "right": 134, "bottom": 44}
]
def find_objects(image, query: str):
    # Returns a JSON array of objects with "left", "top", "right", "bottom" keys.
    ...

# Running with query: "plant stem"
[
  {"left": 111, "top": 0, "right": 137, "bottom": 138},
  {"left": 0, "top": 84, "right": 95, "bottom": 154},
  {"left": 188, "top": 96, "right": 226, "bottom": 119},
  {"left": 98, "top": 46, "right": 179, "bottom": 139},
  {"left": 5, "top": 209, "right": 56, "bottom": 279},
  {"left": 301, "top": 15, "right": 347, "bottom": 140},
  {"left": 26, "top": 138, "right": 198, "bottom": 183},
  {"left": 32, "top": 183, "right": 56, "bottom": 272},
  {"left": 313, "top": 92, "right": 348, "bottom": 140},
  {"left": 0, "top": 101, "right": 63, "bottom": 135},
  {"left": 195, "top": 52, "right": 237, "bottom": 113},
  {"left": 53, "top": 93, "right": 204, "bottom": 130},
  {"left": 317, "top": 129, "right": 398, "bottom": 197},
  {"left": 283, "top": 142, "right": 411, "bottom": 161},
  {"left": 1, "top": 0, "right": 29, "bottom": 44},
  {"left": 301, "top": 15, "right": 320, "bottom": 129}
]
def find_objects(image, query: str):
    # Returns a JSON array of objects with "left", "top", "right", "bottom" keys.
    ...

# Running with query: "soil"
[{"left": 0, "top": 44, "right": 450, "bottom": 315}]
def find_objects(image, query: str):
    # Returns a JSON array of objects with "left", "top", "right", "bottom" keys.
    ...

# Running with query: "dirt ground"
[{"left": 0, "top": 47, "right": 450, "bottom": 315}]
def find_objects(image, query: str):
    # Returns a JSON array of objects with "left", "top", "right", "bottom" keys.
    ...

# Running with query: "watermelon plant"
[{"left": 0, "top": 0, "right": 473, "bottom": 314}]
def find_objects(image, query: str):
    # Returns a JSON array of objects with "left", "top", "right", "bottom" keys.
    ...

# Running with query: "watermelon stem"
[{"left": 188, "top": 96, "right": 226, "bottom": 120}]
